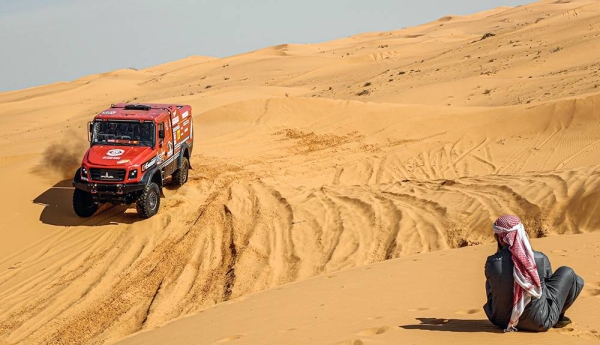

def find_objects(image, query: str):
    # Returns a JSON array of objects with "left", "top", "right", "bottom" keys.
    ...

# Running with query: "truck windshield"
[{"left": 91, "top": 121, "right": 155, "bottom": 147}]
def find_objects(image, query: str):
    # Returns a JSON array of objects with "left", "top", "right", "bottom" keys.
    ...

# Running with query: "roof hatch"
[{"left": 122, "top": 104, "right": 151, "bottom": 111}]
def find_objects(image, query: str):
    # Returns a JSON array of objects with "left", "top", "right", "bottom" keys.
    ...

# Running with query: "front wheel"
[
  {"left": 73, "top": 188, "right": 98, "bottom": 217},
  {"left": 136, "top": 182, "right": 160, "bottom": 218},
  {"left": 172, "top": 157, "right": 189, "bottom": 186}
]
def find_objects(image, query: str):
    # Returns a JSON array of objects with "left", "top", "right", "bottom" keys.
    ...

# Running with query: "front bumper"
[
  {"left": 73, "top": 181, "right": 146, "bottom": 204},
  {"left": 73, "top": 181, "right": 146, "bottom": 194}
]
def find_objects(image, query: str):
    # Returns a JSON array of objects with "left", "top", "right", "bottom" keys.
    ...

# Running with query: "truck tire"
[
  {"left": 136, "top": 182, "right": 160, "bottom": 218},
  {"left": 172, "top": 157, "right": 189, "bottom": 186},
  {"left": 73, "top": 188, "right": 98, "bottom": 217}
]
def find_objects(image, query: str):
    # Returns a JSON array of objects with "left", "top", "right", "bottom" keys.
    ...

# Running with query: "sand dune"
[
  {"left": 113, "top": 233, "right": 600, "bottom": 345},
  {"left": 1, "top": 0, "right": 600, "bottom": 344}
]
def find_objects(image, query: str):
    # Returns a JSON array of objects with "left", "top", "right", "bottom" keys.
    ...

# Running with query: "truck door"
[{"left": 158, "top": 120, "right": 175, "bottom": 174}]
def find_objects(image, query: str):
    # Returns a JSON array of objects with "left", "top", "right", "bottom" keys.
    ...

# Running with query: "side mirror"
[
  {"left": 88, "top": 122, "right": 93, "bottom": 142},
  {"left": 158, "top": 129, "right": 165, "bottom": 139}
]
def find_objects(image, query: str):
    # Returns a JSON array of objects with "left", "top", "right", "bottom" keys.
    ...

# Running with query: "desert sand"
[{"left": 1, "top": 0, "right": 600, "bottom": 344}]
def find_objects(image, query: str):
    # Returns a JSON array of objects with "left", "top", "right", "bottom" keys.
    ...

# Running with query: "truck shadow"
[{"left": 34, "top": 179, "right": 140, "bottom": 226}]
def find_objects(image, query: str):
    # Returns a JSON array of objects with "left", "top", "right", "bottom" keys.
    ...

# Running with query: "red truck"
[{"left": 72, "top": 103, "right": 193, "bottom": 218}]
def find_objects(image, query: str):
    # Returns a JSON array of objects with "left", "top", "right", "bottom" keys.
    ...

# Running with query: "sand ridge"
[
  {"left": 1, "top": 0, "right": 600, "bottom": 344},
  {"left": 113, "top": 233, "right": 600, "bottom": 345}
]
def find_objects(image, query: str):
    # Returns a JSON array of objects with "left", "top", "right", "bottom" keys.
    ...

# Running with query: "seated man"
[{"left": 484, "top": 215, "right": 584, "bottom": 332}]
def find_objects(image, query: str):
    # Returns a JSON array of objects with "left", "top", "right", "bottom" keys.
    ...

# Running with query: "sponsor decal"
[
  {"left": 171, "top": 116, "right": 179, "bottom": 126},
  {"left": 175, "top": 136, "right": 190, "bottom": 150},
  {"left": 117, "top": 159, "right": 130, "bottom": 164},
  {"left": 183, "top": 119, "right": 189, "bottom": 126},
  {"left": 107, "top": 149, "right": 125, "bottom": 157},
  {"left": 173, "top": 125, "right": 180, "bottom": 132},
  {"left": 167, "top": 142, "right": 173, "bottom": 157},
  {"left": 177, "top": 129, "right": 181, "bottom": 140},
  {"left": 103, "top": 156, "right": 121, "bottom": 160},
  {"left": 142, "top": 157, "right": 157, "bottom": 171},
  {"left": 101, "top": 111, "right": 116, "bottom": 115},
  {"left": 181, "top": 111, "right": 189, "bottom": 119}
]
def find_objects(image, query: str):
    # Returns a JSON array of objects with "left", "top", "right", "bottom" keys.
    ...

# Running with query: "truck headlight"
[
  {"left": 128, "top": 169, "right": 138, "bottom": 180},
  {"left": 81, "top": 167, "right": 89, "bottom": 181}
]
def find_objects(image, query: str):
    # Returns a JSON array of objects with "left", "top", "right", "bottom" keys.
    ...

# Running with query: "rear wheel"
[
  {"left": 136, "top": 182, "right": 160, "bottom": 218},
  {"left": 172, "top": 157, "right": 189, "bottom": 186},
  {"left": 73, "top": 188, "right": 98, "bottom": 217}
]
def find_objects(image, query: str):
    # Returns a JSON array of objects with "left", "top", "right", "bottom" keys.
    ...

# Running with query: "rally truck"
[{"left": 72, "top": 103, "right": 193, "bottom": 218}]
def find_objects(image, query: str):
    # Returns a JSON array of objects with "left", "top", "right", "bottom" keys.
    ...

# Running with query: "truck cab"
[{"left": 72, "top": 103, "right": 194, "bottom": 218}]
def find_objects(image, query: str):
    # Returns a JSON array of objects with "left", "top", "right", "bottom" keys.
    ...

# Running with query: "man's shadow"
[
  {"left": 399, "top": 318, "right": 502, "bottom": 333},
  {"left": 33, "top": 179, "right": 140, "bottom": 226}
]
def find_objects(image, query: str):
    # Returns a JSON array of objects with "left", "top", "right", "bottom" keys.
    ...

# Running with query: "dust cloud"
[{"left": 32, "top": 131, "right": 89, "bottom": 181}]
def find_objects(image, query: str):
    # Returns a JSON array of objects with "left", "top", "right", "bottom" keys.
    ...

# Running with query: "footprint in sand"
[
  {"left": 337, "top": 340, "right": 363, "bottom": 345},
  {"left": 366, "top": 316, "right": 384, "bottom": 320},
  {"left": 557, "top": 327, "right": 600, "bottom": 340},
  {"left": 456, "top": 309, "right": 481, "bottom": 315},
  {"left": 579, "top": 282, "right": 600, "bottom": 297},
  {"left": 585, "top": 288, "right": 600, "bottom": 297},
  {"left": 278, "top": 328, "right": 297, "bottom": 333},
  {"left": 409, "top": 307, "right": 429, "bottom": 312},
  {"left": 551, "top": 249, "right": 569, "bottom": 257},
  {"left": 8, "top": 262, "right": 22, "bottom": 269},
  {"left": 357, "top": 326, "right": 391, "bottom": 336},
  {"left": 553, "top": 326, "right": 600, "bottom": 340},
  {"left": 216, "top": 335, "right": 243, "bottom": 343}
]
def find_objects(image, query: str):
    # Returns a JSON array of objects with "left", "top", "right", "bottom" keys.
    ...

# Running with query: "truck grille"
[
  {"left": 90, "top": 168, "right": 126, "bottom": 181},
  {"left": 96, "top": 184, "right": 120, "bottom": 193}
]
